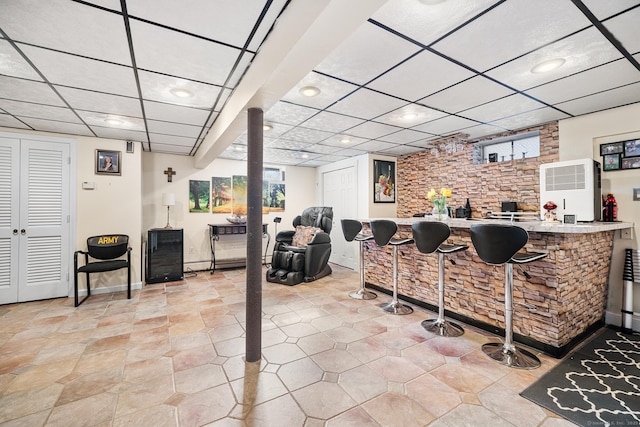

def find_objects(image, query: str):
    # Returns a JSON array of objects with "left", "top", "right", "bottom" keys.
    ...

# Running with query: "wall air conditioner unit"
[{"left": 539, "top": 158, "right": 601, "bottom": 222}]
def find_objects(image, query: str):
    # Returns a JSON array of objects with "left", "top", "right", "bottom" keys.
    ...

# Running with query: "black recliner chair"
[{"left": 266, "top": 207, "right": 333, "bottom": 286}]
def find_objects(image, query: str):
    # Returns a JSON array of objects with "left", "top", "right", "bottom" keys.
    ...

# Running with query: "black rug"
[{"left": 521, "top": 328, "right": 640, "bottom": 426}]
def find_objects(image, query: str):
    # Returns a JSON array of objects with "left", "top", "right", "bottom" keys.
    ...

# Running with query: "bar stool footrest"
[
  {"left": 421, "top": 319, "right": 464, "bottom": 337},
  {"left": 482, "top": 342, "right": 541, "bottom": 369}
]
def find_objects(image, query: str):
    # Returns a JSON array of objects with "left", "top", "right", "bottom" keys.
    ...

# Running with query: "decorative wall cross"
[{"left": 164, "top": 167, "right": 176, "bottom": 182}]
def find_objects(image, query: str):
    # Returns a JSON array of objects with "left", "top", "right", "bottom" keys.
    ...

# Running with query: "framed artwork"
[
  {"left": 232, "top": 175, "right": 248, "bottom": 215},
  {"left": 189, "top": 180, "right": 210, "bottom": 213},
  {"left": 95, "top": 149, "right": 121, "bottom": 175},
  {"left": 603, "top": 154, "right": 620, "bottom": 171},
  {"left": 373, "top": 160, "right": 395, "bottom": 203},
  {"left": 599, "top": 142, "right": 623, "bottom": 156},
  {"left": 621, "top": 157, "right": 640, "bottom": 170},
  {"left": 623, "top": 139, "right": 640, "bottom": 158},
  {"left": 265, "top": 183, "right": 285, "bottom": 211},
  {"left": 211, "top": 177, "right": 232, "bottom": 213}
]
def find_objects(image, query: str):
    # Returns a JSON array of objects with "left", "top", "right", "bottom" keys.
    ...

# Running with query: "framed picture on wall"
[
  {"left": 621, "top": 157, "right": 640, "bottom": 170},
  {"left": 599, "top": 141, "right": 623, "bottom": 156},
  {"left": 603, "top": 154, "right": 620, "bottom": 171},
  {"left": 373, "top": 160, "right": 395, "bottom": 203},
  {"left": 623, "top": 139, "right": 640, "bottom": 157},
  {"left": 95, "top": 149, "right": 121, "bottom": 175}
]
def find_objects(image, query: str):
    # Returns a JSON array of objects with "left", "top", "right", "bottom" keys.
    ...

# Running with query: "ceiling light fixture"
[
  {"left": 170, "top": 88, "right": 194, "bottom": 98},
  {"left": 104, "top": 118, "right": 123, "bottom": 126},
  {"left": 418, "top": 0, "right": 446, "bottom": 5},
  {"left": 263, "top": 124, "right": 273, "bottom": 131},
  {"left": 301, "top": 153, "right": 309, "bottom": 159},
  {"left": 340, "top": 136, "right": 351, "bottom": 144},
  {"left": 299, "top": 86, "right": 320, "bottom": 97},
  {"left": 530, "top": 58, "right": 566, "bottom": 74},
  {"left": 401, "top": 112, "right": 418, "bottom": 121}
]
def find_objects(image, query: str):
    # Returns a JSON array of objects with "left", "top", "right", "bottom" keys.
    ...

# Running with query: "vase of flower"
[{"left": 428, "top": 187, "right": 452, "bottom": 221}]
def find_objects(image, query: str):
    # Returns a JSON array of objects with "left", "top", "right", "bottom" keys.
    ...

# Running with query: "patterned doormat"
[{"left": 521, "top": 328, "right": 640, "bottom": 426}]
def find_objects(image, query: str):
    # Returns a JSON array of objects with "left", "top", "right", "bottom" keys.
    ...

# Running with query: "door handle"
[
  {"left": 21, "top": 229, "right": 26, "bottom": 235},
  {"left": 13, "top": 229, "right": 18, "bottom": 235}
]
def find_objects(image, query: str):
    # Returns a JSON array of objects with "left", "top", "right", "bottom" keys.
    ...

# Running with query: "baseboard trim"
[{"left": 72, "top": 281, "right": 143, "bottom": 298}]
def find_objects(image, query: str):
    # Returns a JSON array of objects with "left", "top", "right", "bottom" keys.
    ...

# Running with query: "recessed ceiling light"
[
  {"left": 234, "top": 145, "right": 243, "bottom": 151},
  {"left": 340, "top": 136, "right": 351, "bottom": 144},
  {"left": 170, "top": 88, "right": 194, "bottom": 98},
  {"left": 401, "top": 112, "right": 418, "bottom": 121},
  {"left": 301, "top": 153, "right": 309, "bottom": 159},
  {"left": 299, "top": 86, "right": 320, "bottom": 97},
  {"left": 531, "top": 58, "right": 566, "bottom": 74},
  {"left": 418, "top": 0, "right": 446, "bottom": 5},
  {"left": 104, "top": 118, "right": 123, "bottom": 126},
  {"left": 263, "top": 123, "right": 273, "bottom": 131}
]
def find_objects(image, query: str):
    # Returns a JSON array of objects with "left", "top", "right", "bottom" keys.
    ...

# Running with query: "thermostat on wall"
[
  {"left": 82, "top": 181, "right": 95, "bottom": 190},
  {"left": 563, "top": 214, "right": 576, "bottom": 224}
]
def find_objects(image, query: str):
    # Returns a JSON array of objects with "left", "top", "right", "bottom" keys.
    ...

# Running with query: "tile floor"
[{"left": 0, "top": 264, "right": 577, "bottom": 426}]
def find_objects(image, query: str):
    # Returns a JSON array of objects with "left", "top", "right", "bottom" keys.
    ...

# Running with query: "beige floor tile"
[
  {"left": 0, "top": 383, "right": 63, "bottom": 423},
  {"left": 362, "top": 392, "right": 435, "bottom": 427},
  {"left": 177, "top": 384, "right": 236, "bottom": 427},
  {"left": 276, "top": 357, "right": 323, "bottom": 391},
  {"left": 245, "top": 393, "right": 306, "bottom": 426},
  {"left": 311, "top": 348, "right": 361, "bottom": 373},
  {"left": 338, "top": 365, "right": 387, "bottom": 404},
  {"left": 367, "top": 355, "right": 425, "bottom": 383},
  {"left": 293, "top": 381, "right": 357, "bottom": 418},
  {"left": 46, "top": 391, "right": 117, "bottom": 427}
]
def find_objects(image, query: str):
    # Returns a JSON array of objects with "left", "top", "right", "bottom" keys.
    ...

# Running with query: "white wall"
[
  {"left": 559, "top": 103, "right": 640, "bottom": 330},
  {"left": 142, "top": 152, "right": 316, "bottom": 271}
]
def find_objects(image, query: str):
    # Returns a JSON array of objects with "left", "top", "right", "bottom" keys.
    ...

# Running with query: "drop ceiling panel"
[
  {"left": 422, "top": 76, "right": 514, "bottom": 114},
  {"left": 305, "top": 144, "right": 343, "bottom": 155},
  {"left": 380, "top": 144, "right": 425, "bottom": 156},
  {"left": 58, "top": 87, "right": 143, "bottom": 117},
  {"left": 580, "top": 0, "right": 640, "bottom": 20},
  {"left": 1, "top": 100, "right": 80, "bottom": 123},
  {"left": 0, "top": 76, "right": 65, "bottom": 106},
  {"left": 314, "top": 21, "right": 421, "bottom": 85},
  {"left": 0, "top": 40, "right": 42, "bottom": 80},
  {"left": 367, "top": 50, "right": 475, "bottom": 101},
  {"left": 333, "top": 147, "right": 368, "bottom": 157},
  {"left": 138, "top": 70, "right": 222, "bottom": 109},
  {"left": 378, "top": 129, "right": 429, "bottom": 144},
  {"left": 280, "top": 127, "right": 335, "bottom": 144},
  {"left": 412, "top": 115, "right": 478, "bottom": 135},
  {"left": 18, "top": 118, "right": 92, "bottom": 136},
  {"left": 556, "top": 82, "right": 640, "bottom": 116},
  {"left": 129, "top": 19, "right": 243, "bottom": 86},
  {"left": 0, "top": 114, "right": 31, "bottom": 129},
  {"left": 488, "top": 107, "right": 570, "bottom": 131},
  {"left": 312, "top": 154, "right": 349, "bottom": 163},
  {"left": 302, "top": 111, "right": 365, "bottom": 134},
  {"left": 146, "top": 120, "right": 203, "bottom": 138},
  {"left": 78, "top": 111, "right": 145, "bottom": 131},
  {"left": 280, "top": 72, "right": 358, "bottom": 110},
  {"left": 375, "top": 104, "right": 447, "bottom": 127},
  {"left": 371, "top": 0, "right": 501, "bottom": 47},
  {"left": 432, "top": 0, "right": 592, "bottom": 72},
  {"left": 457, "top": 124, "right": 508, "bottom": 140},
  {"left": 82, "top": 0, "right": 121, "bottom": 11},
  {"left": 327, "top": 88, "right": 407, "bottom": 120},
  {"left": 265, "top": 139, "right": 316, "bottom": 151},
  {"left": 0, "top": 0, "right": 132, "bottom": 65},
  {"left": 351, "top": 140, "right": 398, "bottom": 152},
  {"left": 486, "top": 28, "right": 623, "bottom": 91},
  {"left": 143, "top": 101, "right": 211, "bottom": 126},
  {"left": 20, "top": 45, "right": 138, "bottom": 97},
  {"left": 603, "top": 7, "right": 640, "bottom": 55},
  {"left": 460, "top": 94, "right": 546, "bottom": 123},
  {"left": 149, "top": 133, "right": 196, "bottom": 147},
  {"left": 345, "top": 121, "right": 402, "bottom": 139},
  {"left": 319, "top": 135, "right": 369, "bottom": 148},
  {"left": 148, "top": 142, "right": 192, "bottom": 155},
  {"left": 525, "top": 59, "right": 640, "bottom": 104},
  {"left": 265, "top": 102, "right": 319, "bottom": 126},
  {"left": 92, "top": 127, "right": 148, "bottom": 142}
]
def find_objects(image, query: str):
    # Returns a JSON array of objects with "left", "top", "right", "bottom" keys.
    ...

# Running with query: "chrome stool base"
[
  {"left": 349, "top": 288, "right": 377, "bottom": 300},
  {"left": 421, "top": 319, "right": 464, "bottom": 337},
  {"left": 381, "top": 300, "right": 413, "bottom": 315},
  {"left": 481, "top": 342, "right": 541, "bottom": 370}
]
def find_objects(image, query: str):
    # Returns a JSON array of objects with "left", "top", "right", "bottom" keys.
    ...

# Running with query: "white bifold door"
[{"left": 0, "top": 136, "right": 71, "bottom": 305}]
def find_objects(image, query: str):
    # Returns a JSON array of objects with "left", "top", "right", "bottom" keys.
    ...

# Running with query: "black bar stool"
[
  {"left": 370, "top": 220, "right": 414, "bottom": 315},
  {"left": 470, "top": 223, "right": 547, "bottom": 369},
  {"left": 412, "top": 221, "right": 468, "bottom": 337},
  {"left": 341, "top": 219, "right": 377, "bottom": 300}
]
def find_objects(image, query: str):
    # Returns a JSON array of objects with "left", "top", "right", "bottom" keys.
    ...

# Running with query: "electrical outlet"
[
  {"left": 621, "top": 229, "right": 632, "bottom": 240},
  {"left": 189, "top": 247, "right": 195, "bottom": 254}
]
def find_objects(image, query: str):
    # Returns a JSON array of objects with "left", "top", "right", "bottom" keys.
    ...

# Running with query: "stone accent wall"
[
  {"left": 397, "top": 122, "right": 559, "bottom": 218},
  {"left": 362, "top": 224, "right": 613, "bottom": 349}
]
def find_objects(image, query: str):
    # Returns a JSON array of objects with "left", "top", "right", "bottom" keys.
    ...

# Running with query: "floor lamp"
[{"left": 162, "top": 193, "right": 175, "bottom": 229}]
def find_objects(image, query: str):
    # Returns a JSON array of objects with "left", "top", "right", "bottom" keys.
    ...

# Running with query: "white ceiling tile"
[
  {"left": 302, "top": 111, "right": 365, "bottom": 133},
  {"left": 327, "top": 88, "right": 406, "bottom": 120},
  {"left": 311, "top": 154, "right": 350, "bottom": 163},
  {"left": 265, "top": 102, "right": 319, "bottom": 126},
  {"left": 280, "top": 72, "right": 358, "bottom": 110},
  {"left": 486, "top": 28, "right": 623, "bottom": 91},
  {"left": 18, "top": 117, "right": 92, "bottom": 136},
  {"left": 487, "top": 107, "right": 570, "bottom": 131},
  {"left": 92, "top": 127, "right": 149, "bottom": 142},
  {"left": 372, "top": 0, "right": 500, "bottom": 47},
  {"left": 149, "top": 133, "right": 196, "bottom": 147},
  {"left": 411, "top": 115, "right": 477, "bottom": 135},
  {"left": 130, "top": 19, "right": 242, "bottom": 86},
  {"left": 380, "top": 144, "right": 425, "bottom": 156},
  {"left": 603, "top": 7, "right": 640, "bottom": 55},
  {"left": 556, "top": 82, "right": 640, "bottom": 116},
  {"left": 263, "top": 122, "right": 294, "bottom": 138},
  {"left": 20, "top": 45, "right": 138, "bottom": 97},
  {"left": 525, "top": 59, "right": 640, "bottom": 105},
  {"left": 0, "top": 0, "right": 131, "bottom": 65},
  {"left": 148, "top": 143, "right": 192, "bottom": 155},
  {"left": 147, "top": 120, "right": 203, "bottom": 138},
  {"left": 306, "top": 144, "right": 342, "bottom": 155},
  {"left": 0, "top": 113, "right": 31, "bottom": 129},
  {"left": 78, "top": 111, "right": 145, "bottom": 131},
  {"left": 138, "top": 70, "right": 222, "bottom": 109},
  {"left": 298, "top": 159, "right": 331, "bottom": 167},
  {"left": 280, "top": 127, "right": 334, "bottom": 144},
  {"left": 265, "top": 139, "right": 315, "bottom": 151},
  {"left": 318, "top": 135, "right": 369, "bottom": 148},
  {"left": 351, "top": 140, "right": 398, "bottom": 152},
  {"left": 144, "top": 101, "right": 210, "bottom": 126},
  {"left": 581, "top": 0, "right": 640, "bottom": 20},
  {"left": 314, "top": 21, "right": 421, "bottom": 85},
  {"left": 0, "top": 40, "right": 42, "bottom": 80},
  {"left": 460, "top": 94, "right": 545, "bottom": 123},
  {"left": 81, "top": 0, "right": 121, "bottom": 11},
  {"left": 432, "top": 0, "right": 591, "bottom": 72},
  {"left": 57, "top": 87, "right": 142, "bottom": 117},
  {"left": 219, "top": 144, "right": 248, "bottom": 161},
  {"left": 1, "top": 100, "right": 80, "bottom": 123},
  {"left": 333, "top": 147, "right": 367, "bottom": 157},
  {"left": 367, "top": 50, "right": 475, "bottom": 101},
  {"left": 422, "top": 76, "right": 514, "bottom": 114},
  {"left": 0, "top": 76, "right": 64, "bottom": 106},
  {"left": 375, "top": 104, "right": 448, "bottom": 127},
  {"left": 345, "top": 121, "right": 402, "bottom": 139},
  {"left": 378, "top": 129, "right": 430, "bottom": 144},
  {"left": 457, "top": 124, "right": 509, "bottom": 140}
]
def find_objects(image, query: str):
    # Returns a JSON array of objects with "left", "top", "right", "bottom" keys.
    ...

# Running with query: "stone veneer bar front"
[{"left": 361, "top": 217, "right": 634, "bottom": 357}]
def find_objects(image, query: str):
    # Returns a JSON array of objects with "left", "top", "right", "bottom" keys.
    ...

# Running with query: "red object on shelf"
[
  {"left": 604, "top": 193, "right": 617, "bottom": 221},
  {"left": 543, "top": 201, "right": 557, "bottom": 211}
]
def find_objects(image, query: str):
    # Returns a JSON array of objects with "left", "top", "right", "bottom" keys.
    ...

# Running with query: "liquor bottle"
[{"left": 465, "top": 198, "right": 472, "bottom": 218}]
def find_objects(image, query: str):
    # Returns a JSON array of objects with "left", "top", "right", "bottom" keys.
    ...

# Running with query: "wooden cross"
[{"left": 164, "top": 167, "right": 176, "bottom": 182}]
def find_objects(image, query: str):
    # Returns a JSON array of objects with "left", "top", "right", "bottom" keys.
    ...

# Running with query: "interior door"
[
  {"left": 18, "top": 139, "right": 71, "bottom": 302},
  {"left": 323, "top": 166, "right": 357, "bottom": 269},
  {"left": 0, "top": 138, "right": 20, "bottom": 304}
]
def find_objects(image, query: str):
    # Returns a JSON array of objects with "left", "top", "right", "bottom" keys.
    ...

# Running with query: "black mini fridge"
[{"left": 146, "top": 228, "right": 183, "bottom": 283}]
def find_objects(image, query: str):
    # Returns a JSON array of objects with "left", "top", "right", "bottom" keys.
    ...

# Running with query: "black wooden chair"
[{"left": 74, "top": 234, "right": 131, "bottom": 307}]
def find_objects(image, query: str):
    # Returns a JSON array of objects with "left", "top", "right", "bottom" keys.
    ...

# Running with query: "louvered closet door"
[
  {"left": 18, "top": 139, "right": 70, "bottom": 302},
  {"left": 0, "top": 138, "right": 20, "bottom": 304}
]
